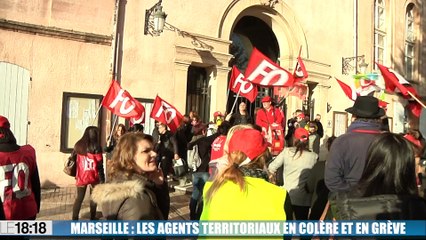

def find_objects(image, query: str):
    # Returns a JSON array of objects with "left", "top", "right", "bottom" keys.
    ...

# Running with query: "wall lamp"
[
  {"left": 342, "top": 55, "right": 369, "bottom": 75},
  {"left": 144, "top": 0, "right": 167, "bottom": 36}
]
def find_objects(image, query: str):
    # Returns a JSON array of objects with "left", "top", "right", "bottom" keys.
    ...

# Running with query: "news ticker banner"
[{"left": 0, "top": 220, "right": 425, "bottom": 237}]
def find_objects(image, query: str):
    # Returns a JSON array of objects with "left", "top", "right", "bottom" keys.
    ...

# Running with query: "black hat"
[{"left": 345, "top": 96, "right": 385, "bottom": 118}]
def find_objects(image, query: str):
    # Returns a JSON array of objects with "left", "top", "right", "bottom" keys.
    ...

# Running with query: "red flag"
[
  {"left": 128, "top": 101, "right": 146, "bottom": 126},
  {"left": 376, "top": 63, "right": 417, "bottom": 96},
  {"left": 336, "top": 78, "right": 357, "bottom": 101},
  {"left": 229, "top": 66, "right": 258, "bottom": 102},
  {"left": 407, "top": 101, "right": 422, "bottom": 118},
  {"left": 150, "top": 96, "right": 183, "bottom": 132},
  {"left": 279, "top": 83, "right": 308, "bottom": 100},
  {"left": 378, "top": 100, "right": 389, "bottom": 109},
  {"left": 293, "top": 56, "right": 308, "bottom": 83},
  {"left": 245, "top": 48, "right": 294, "bottom": 87},
  {"left": 102, "top": 80, "right": 144, "bottom": 118}
]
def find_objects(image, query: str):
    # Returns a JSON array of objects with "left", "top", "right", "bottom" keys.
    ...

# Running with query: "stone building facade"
[{"left": 0, "top": 0, "right": 424, "bottom": 186}]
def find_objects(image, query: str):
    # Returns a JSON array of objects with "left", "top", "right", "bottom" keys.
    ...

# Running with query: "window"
[
  {"left": 405, "top": 4, "right": 415, "bottom": 81},
  {"left": 186, "top": 66, "right": 210, "bottom": 123},
  {"left": 333, "top": 111, "right": 348, "bottom": 137},
  {"left": 374, "top": 0, "right": 386, "bottom": 67},
  {"left": 60, "top": 92, "right": 103, "bottom": 152}
]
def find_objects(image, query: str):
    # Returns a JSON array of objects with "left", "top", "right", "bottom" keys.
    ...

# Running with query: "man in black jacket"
[{"left": 187, "top": 130, "right": 220, "bottom": 220}]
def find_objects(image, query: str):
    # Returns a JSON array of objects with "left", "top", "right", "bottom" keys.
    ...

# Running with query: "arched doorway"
[{"left": 227, "top": 16, "right": 280, "bottom": 117}]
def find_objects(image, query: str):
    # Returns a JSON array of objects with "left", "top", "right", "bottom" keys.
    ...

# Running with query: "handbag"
[
  {"left": 173, "top": 158, "right": 187, "bottom": 177},
  {"left": 63, "top": 152, "right": 77, "bottom": 177}
]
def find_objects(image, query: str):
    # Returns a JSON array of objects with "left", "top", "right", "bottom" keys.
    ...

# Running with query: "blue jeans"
[{"left": 189, "top": 172, "right": 210, "bottom": 220}]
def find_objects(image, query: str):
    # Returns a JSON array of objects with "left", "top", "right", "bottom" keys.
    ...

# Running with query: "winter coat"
[
  {"left": 92, "top": 174, "right": 165, "bottom": 220},
  {"left": 155, "top": 131, "right": 178, "bottom": 159},
  {"left": 230, "top": 112, "right": 253, "bottom": 125},
  {"left": 325, "top": 120, "right": 382, "bottom": 192}
]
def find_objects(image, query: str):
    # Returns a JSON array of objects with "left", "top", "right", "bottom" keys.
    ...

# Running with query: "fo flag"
[
  {"left": 245, "top": 48, "right": 294, "bottom": 87},
  {"left": 102, "top": 80, "right": 144, "bottom": 118},
  {"left": 376, "top": 63, "right": 417, "bottom": 96},
  {"left": 293, "top": 56, "right": 308, "bottom": 83},
  {"left": 129, "top": 102, "right": 146, "bottom": 126},
  {"left": 150, "top": 96, "right": 183, "bottom": 132},
  {"left": 229, "top": 66, "right": 258, "bottom": 102}
]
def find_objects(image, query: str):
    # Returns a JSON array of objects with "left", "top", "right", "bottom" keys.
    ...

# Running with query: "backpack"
[{"left": 187, "top": 144, "right": 202, "bottom": 171}]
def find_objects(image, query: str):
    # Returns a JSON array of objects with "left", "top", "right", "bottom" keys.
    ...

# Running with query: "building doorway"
[
  {"left": 227, "top": 16, "right": 281, "bottom": 119},
  {"left": 186, "top": 66, "right": 210, "bottom": 123}
]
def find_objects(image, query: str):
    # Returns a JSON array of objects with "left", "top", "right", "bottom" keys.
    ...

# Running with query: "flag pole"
[
  {"left": 108, "top": 115, "right": 119, "bottom": 143},
  {"left": 229, "top": 89, "right": 241, "bottom": 114},
  {"left": 91, "top": 104, "right": 102, "bottom": 125},
  {"left": 408, "top": 91, "right": 426, "bottom": 109},
  {"left": 298, "top": 45, "right": 302, "bottom": 57}
]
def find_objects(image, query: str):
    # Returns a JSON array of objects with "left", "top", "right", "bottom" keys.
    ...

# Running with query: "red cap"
[
  {"left": 261, "top": 96, "right": 272, "bottom": 103},
  {"left": 404, "top": 134, "right": 422, "bottom": 148},
  {"left": 214, "top": 111, "right": 223, "bottom": 118},
  {"left": 294, "top": 128, "right": 309, "bottom": 142},
  {"left": 0, "top": 116, "right": 10, "bottom": 129},
  {"left": 297, "top": 113, "right": 305, "bottom": 118},
  {"left": 228, "top": 129, "right": 268, "bottom": 160}
]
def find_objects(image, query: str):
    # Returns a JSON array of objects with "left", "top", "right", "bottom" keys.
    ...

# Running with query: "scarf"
[{"left": 239, "top": 166, "right": 269, "bottom": 182}]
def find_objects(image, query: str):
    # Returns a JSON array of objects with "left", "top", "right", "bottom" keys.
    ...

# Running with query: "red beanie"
[{"left": 0, "top": 115, "right": 10, "bottom": 129}]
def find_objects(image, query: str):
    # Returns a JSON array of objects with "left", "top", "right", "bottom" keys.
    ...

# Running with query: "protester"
[
  {"left": 285, "top": 111, "right": 298, "bottom": 146},
  {"left": 314, "top": 114, "right": 324, "bottom": 138},
  {"left": 129, "top": 123, "right": 144, "bottom": 132},
  {"left": 175, "top": 115, "right": 193, "bottom": 162},
  {"left": 72, "top": 126, "right": 105, "bottom": 220},
  {"left": 268, "top": 128, "right": 317, "bottom": 220},
  {"left": 187, "top": 123, "right": 221, "bottom": 220},
  {"left": 294, "top": 111, "right": 307, "bottom": 129},
  {"left": 104, "top": 123, "right": 126, "bottom": 161},
  {"left": 155, "top": 123, "right": 179, "bottom": 179},
  {"left": 325, "top": 96, "right": 385, "bottom": 193},
  {"left": 201, "top": 127, "right": 293, "bottom": 220},
  {"left": 307, "top": 121, "right": 320, "bottom": 155},
  {"left": 92, "top": 133, "right": 167, "bottom": 220},
  {"left": 330, "top": 133, "right": 426, "bottom": 219},
  {"left": 209, "top": 121, "right": 232, "bottom": 178},
  {"left": 229, "top": 102, "right": 253, "bottom": 126},
  {"left": 0, "top": 115, "right": 41, "bottom": 220},
  {"left": 306, "top": 136, "right": 336, "bottom": 220},
  {"left": 209, "top": 124, "right": 254, "bottom": 179},
  {"left": 403, "top": 131, "right": 425, "bottom": 194},
  {"left": 255, "top": 96, "right": 284, "bottom": 144}
]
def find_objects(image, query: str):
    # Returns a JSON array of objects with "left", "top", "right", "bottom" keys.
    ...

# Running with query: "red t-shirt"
[{"left": 75, "top": 153, "right": 103, "bottom": 186}]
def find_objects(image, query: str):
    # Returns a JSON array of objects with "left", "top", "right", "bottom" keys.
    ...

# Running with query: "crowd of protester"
[{"left": 0, "top": 94, "right": 425, "bottom": 239}]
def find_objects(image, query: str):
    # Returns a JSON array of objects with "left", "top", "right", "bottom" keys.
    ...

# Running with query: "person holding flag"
[{"left": 255, "top": 96, "right": 285, "bottom": 155}]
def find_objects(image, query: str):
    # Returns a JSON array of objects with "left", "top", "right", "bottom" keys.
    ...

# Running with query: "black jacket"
[{"left": 187, "top": 133, "right": 219, "bottom": 172}]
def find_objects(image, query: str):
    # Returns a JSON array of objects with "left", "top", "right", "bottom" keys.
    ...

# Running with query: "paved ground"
[{"left": 38, "top": 181, "right": 192, "bottom": 221}]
